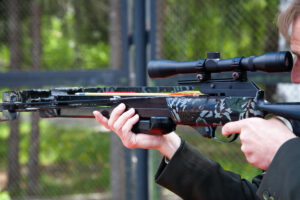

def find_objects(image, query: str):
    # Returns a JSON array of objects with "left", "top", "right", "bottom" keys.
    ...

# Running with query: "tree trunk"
[
  {"left": 27, "top": 0, "right": 41, "bottom": 196},
  {"left": 109, "top": 1, "right": 125, "bottom": 200},
  {"left": 27, "top": 113, "right": 40, "bottom": 196},
  {"left": 30, "top": 0, "right": 41, "bottom": 71},
  {"left": 7, "top": 119, "right": 20, "bottom": 193},
  {"left": 7, "top": 0, "right": 22, "bottom": 194},
  {"left": 109, "top": 0, "right": 122, "bottom": 70},
  {"left": 155, "top": 0, "right": 166, "bottom": 59}
]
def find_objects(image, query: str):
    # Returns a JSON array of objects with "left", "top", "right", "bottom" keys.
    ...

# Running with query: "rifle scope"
[{"left": 148, "top": 51, "right": 293, "bottom": 78}]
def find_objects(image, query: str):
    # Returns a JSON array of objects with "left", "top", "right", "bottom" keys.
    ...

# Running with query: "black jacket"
[{"left": 155, "top": 138, "right": 300, "bottom": 200}]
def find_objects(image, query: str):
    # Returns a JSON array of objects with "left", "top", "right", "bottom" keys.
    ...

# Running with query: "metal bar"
[
  {"left": 150, "top": 0, "right": 156, "bottom": 60},
  {"left": 133, "top": 0, "right": 148, "bottom": 200},
  {"left": 149, "top": 1, "right": 162, "bottom": 199},
  {"left": 0, "top": 69, "right": 290, "bottom": 88},
  {"left": 152, "top": 72, "right": 292, "bottom": 86},
  {"left": 134, "top": 0, "right": 147, "bottom": 86},
  {"left": 121, "top": 1, "right": 134, "bottom": 200},
  {"left": 121, "top": 0, "right": 130, "bottom": 79},
  {"left": 0, "top": 69, "right": 127, "bottom": 88}
]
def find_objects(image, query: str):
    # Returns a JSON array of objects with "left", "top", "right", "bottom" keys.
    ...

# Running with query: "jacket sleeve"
[
  {"left": 155, "top": 140, "right": 259, "bottom": 200},
  {"left": 257, "top": 137, "right": 300, "bottom": 200}
]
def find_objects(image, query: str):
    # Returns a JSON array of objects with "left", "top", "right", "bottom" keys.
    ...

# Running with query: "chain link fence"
[
  {"left": 155, "top": 1, "right": 299, "bottom": 199},
  {"left": 0, "top": 0, "right": 298, "bottom": 200}
]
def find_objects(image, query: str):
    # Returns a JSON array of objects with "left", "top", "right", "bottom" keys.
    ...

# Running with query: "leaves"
[
  {"left": 0, "top": 0, "right": 109, "bottom": 72},
  {"left": 0, "top": 191, "right": 11, "bottom": 200},
  {"left": 163, "top": 0, "right": 278, "bottom": 60}
]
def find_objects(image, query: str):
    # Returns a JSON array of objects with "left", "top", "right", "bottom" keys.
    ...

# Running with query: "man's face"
[{"left": 291, "top": 16, "right": 300, "bottom": 83}]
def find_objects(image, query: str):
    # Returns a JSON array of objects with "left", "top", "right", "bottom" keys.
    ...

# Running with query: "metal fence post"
[
  {"left": 121, "top": 1, "right": 135, "bottom": 200},
  {"left": 133, "top": 0, "right": 148, "bottom": 200}
]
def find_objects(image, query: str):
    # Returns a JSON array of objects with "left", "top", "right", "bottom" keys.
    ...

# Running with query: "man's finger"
[
  {"left": 122, "top": 114, "right": 140, "bottom": 134},
  {"left": 222, "top": 120, "right": 245, "bottom": 137},
  {"left": 108, "top": 103, "right": 126, "bottom": 128},
  {"left": 113, "top": 108, "right": 135, "bottom": 132},
  {"left": 93, "top": 111, "right": 110, "bottom": 129}
]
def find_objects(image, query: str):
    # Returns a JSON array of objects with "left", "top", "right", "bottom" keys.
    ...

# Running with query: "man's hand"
[
  {"left": 93, "top": 103, "right": 181, "bottom": 160},
  {"left": 222, "top": 118, "right": 296, "bottom": 170}
]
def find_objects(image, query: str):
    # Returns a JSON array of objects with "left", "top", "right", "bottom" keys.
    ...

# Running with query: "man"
[{"left": 94, "top": 1, "right": 300, "bottom": 199}]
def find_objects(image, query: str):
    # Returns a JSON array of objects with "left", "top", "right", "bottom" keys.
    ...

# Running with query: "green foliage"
[
  {"left": 163, "top": 0, "right": 278, "bottom": 60},
  {"left": 0, "top": 191, "right": 10, "bottom": 200},
  {"left": 38, "top": 121, "right": 110, "bottom": 195},
  {"left": 41, "top": 16, "right": 77, "bottom": 70},
  {"left": 0, "top": 122, "right": 10, "bottom": 168},
  {"left": 72, "top": 1, "right": 109, "bottom": 44},
  {"left": 0, "top": 45, "right": 9, "bottom": 72},
  {"left": 41, "top": 14, "right": 109, "bottom": 70},
  {"left": 0, "top": 0, "right": 110, "bottom": 72},
  {"left": 39, "top": 167, "right": 110, "bottom": 196},
  {"left": 79, "top": 42, "right": 109, "bottom": 69},
  {"left": 38, "top": 120, "right": 110, "bottom": 166},
  {"left": 0, "top": 118, "right": 110, "bottom": 196}
]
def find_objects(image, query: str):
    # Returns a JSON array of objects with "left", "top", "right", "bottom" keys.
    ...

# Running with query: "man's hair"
[{"left": 277, "top": 0, "right": 300, "bottom": 41}]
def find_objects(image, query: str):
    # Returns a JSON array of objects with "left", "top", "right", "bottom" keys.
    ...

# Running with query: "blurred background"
[{"left": 0, "top": 0, "right": 297, "bottom": 199}]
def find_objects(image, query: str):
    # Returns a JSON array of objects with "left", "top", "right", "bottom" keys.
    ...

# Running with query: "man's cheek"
[{"left": 291, "top": 59, "right": 300, "bottom": 83}]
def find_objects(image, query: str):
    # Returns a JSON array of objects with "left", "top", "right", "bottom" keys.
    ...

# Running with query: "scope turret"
[{"left": 148, "top": 51, "right": 293, "bottom": 79}]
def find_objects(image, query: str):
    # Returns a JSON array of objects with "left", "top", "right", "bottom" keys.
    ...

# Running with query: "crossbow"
[{"left": 1, "top": 51, "right": 299, "bottom": 141}]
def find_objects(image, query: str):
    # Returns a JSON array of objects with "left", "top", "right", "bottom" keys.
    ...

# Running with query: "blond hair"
[{"left": 277, "top": 0, "right": 300, "bottom": 42}]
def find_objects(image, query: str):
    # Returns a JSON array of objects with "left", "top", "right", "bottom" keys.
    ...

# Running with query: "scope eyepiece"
[{"left": 240, "top": 51, "right": 293, "bottom": 72}]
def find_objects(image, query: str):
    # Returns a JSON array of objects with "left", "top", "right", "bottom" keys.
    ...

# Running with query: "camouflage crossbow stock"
[{"left": 1, "top": 51, "right": 300, "bottom": 142}]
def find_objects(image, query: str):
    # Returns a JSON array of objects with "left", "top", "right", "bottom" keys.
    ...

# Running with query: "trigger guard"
[
  {"left": 213, "top": 133, "right": 239, "bottom": 143},
  {"left": 192, "top": 126, "right": 216, "bottom": 138},
  {"left": 193, "top": 126, "right": 239, "bottom": 143},
  {"left": 226, "top": 133, "right": 239, "bottom": 143}
]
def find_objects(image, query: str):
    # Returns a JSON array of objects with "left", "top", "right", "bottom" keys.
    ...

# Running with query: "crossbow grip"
[{"left": 132, "top": 116, "right": 176, "bottom": 135}]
